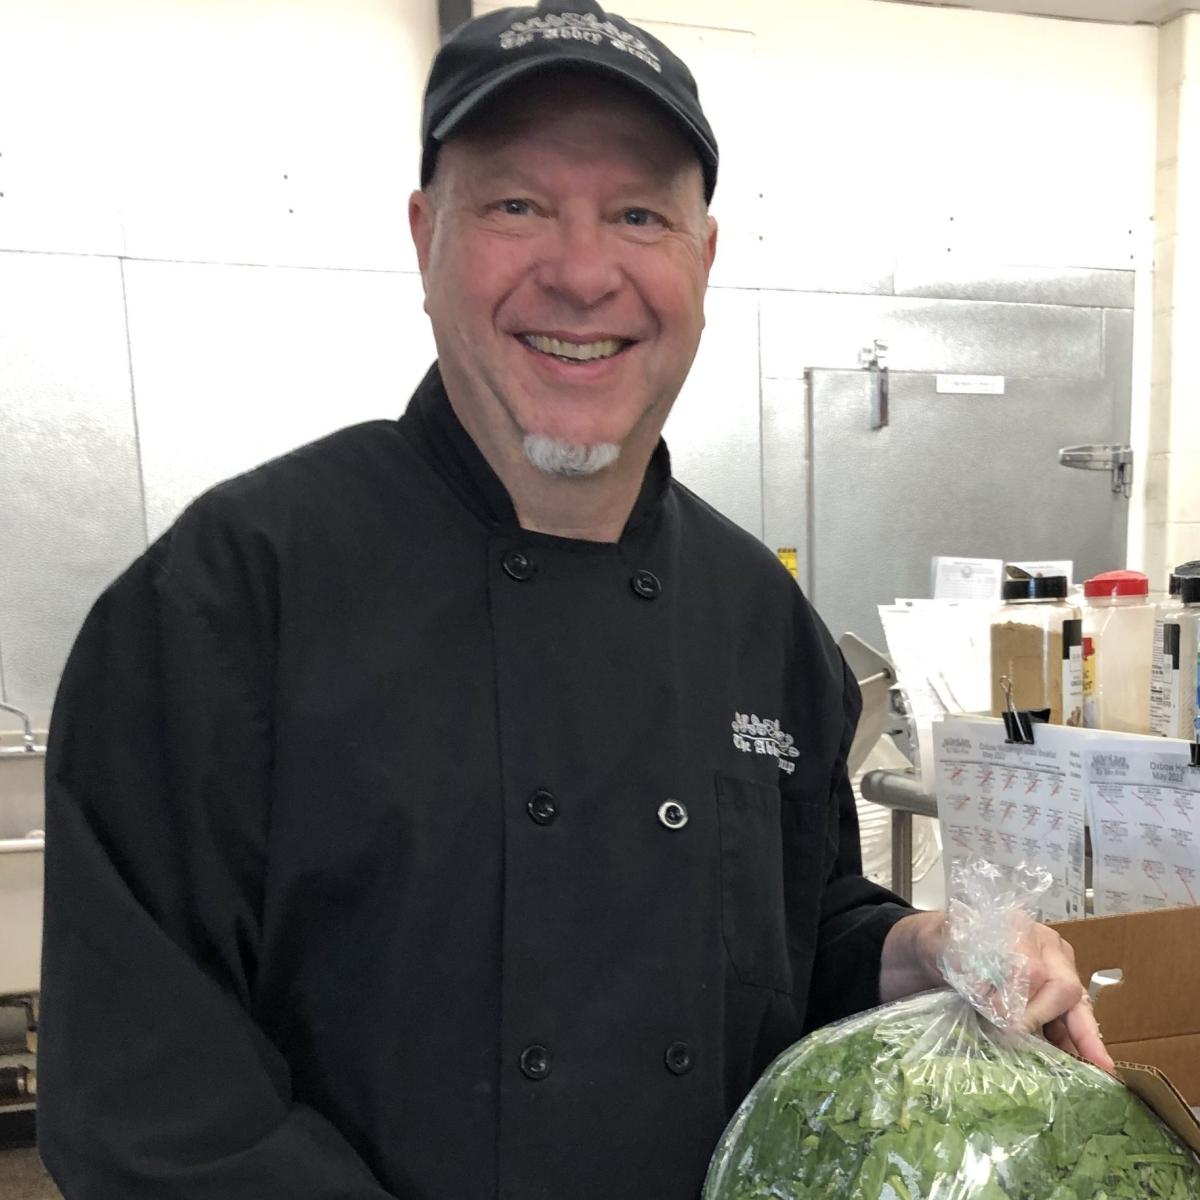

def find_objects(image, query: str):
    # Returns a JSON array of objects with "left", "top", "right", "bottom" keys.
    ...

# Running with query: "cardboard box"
[{"left": 1052, "top": 905, "right": 1200, "bottom": 1155}]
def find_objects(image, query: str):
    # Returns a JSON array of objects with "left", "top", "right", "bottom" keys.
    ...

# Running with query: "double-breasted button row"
[
  {"left": 526, "top": 792, "right": 685, "bottom": 830},
  {"left": 518, "top": 1043, "right": 693, "bottom": 1080},
  {"left": 500, "top": 549, "right": 660, "bottom": 600}
]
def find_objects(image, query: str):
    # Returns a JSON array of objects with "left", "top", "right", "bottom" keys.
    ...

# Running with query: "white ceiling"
[{"left": 877, "top": 0, "right": 1198, "bottom": 24}]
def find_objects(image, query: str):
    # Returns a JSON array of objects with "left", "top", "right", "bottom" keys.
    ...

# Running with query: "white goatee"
[{"left": 523, "top": 434, "right": 620, "bottom": 477}]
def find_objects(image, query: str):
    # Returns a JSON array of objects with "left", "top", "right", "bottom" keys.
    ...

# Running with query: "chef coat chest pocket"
[{"left": 716, "top": 772, "right": 801, "bottom": 994}]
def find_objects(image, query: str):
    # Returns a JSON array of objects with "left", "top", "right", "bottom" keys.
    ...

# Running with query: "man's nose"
[{"left": 536, "top": 216, "right": 622, "bottom": 309}]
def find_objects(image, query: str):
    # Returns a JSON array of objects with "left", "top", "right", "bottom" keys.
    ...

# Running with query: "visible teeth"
[{"left": 522, "top": 334, "right": 625, "bottom": 362}]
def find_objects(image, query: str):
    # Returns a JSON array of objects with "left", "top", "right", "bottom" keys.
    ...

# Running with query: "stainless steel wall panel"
[
  {"left": 663, "top": 287, "right": 763, "bottom": 538},
  {"left": 760, "top": 291, "right": 1105, "bottom": 380},
  {"left": 1104, "top": 306, "right": 1136, "bottom": 573},
  {"left": 894, "top": 262, "right": 1136, "bottom": 309},
  {"left": 808, "top": 370, "right": 1126, "bottom": 646},
  {"left": 760, "top": 376, "right": 811, "bottom": 587},
  {"left": 0, "top": 252, "right": 146, "bottom": 717},
  {"left": 1104, "top": 308, "right": 1135, "bottom": 439},
  {"left": 123, "top": 261, "right": 436, "bottom": 541}
]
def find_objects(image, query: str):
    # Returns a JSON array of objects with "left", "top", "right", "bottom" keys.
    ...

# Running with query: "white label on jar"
[
  {"left": 1190, "top": 631, "right": 1200, "bottom": 742},
  {"left": 1160, "top": 621, "right": 1185, "bottom": 738},
  {"left": 1194, "top": 642, "right": 1200, "bottom": 741},
  {"left": 1150, "top": 614, "right": 1171, "bottom": 736},
  {"left": 1081, "top": 636, "right": 1098, "bottom": 729},
  {"left": 1062, "top": 620, "right": 1083, "bottom": 727}
]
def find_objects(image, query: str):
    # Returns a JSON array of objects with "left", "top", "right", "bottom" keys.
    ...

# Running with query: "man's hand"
[
  {"left": 879, "top": 910, "right": 1116, "bottom": 1074},
  {"left": 1016, "top": 919, "right": 1114, "bottom": 1072}
]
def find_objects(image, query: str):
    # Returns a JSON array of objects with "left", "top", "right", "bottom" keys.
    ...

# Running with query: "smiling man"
[
  {"left": 38, "top": 4, "right": 1107, "bottom": 1199},
  {"left": 410, "top": 70, "right": 716, "bottom": 540}
]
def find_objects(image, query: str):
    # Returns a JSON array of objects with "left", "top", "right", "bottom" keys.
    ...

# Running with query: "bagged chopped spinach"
[{"left": 703, "top": 862, "right": 1200, "bottom": 1200}]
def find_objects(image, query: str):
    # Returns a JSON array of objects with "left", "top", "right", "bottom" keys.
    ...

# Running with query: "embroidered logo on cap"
[
  {"left": 731, "top": 712, "right": 800, "bottom": 775},
  {"left": 499, "top": 12, "right": 663, "bottom": 73}
]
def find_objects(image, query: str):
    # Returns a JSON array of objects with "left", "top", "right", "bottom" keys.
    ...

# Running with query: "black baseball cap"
[{"left": 421, "top": 1, "right": 719, "bottom": 203}]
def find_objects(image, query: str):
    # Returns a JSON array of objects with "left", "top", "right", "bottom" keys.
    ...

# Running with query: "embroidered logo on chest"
[{"left": 731, "top": 712, "right": 800, "bottom": 775}]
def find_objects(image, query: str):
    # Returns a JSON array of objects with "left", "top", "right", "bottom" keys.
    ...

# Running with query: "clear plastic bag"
[{"left": 702, "top": 860, "right": 1200, "bottom": 1200}]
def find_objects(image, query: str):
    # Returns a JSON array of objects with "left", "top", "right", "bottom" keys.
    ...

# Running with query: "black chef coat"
[{"left": 38, "top": 364, "right": 910, "bottom": 1199}]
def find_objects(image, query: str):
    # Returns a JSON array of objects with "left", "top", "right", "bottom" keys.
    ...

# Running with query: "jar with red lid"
[{"left": 1081, "top": 570, "right": 1155, "bottom": 733}]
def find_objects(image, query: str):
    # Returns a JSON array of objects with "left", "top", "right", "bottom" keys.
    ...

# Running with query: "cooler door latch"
[{"left": 1058, "top": 444, "right": 1133, "bottom": 499}]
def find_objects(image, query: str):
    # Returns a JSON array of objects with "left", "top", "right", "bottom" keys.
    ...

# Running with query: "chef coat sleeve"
[
  {"left": 37, "top": 520, "right": 400, "bottom": 1199},
  {"left": 804, "top": 655, "right": 914, "bottom": 1032}
]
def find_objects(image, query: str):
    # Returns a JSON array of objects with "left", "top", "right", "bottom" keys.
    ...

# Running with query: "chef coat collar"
[{"left": 402, "top": 361, "right": 672, "bottom": 544}]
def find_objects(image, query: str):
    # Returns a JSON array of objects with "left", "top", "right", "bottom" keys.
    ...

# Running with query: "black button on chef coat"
[
  {"left": 526, "top": 789, "right": 559, "bottom": 826},
  {"left": 519, "top": 1045, "right": 552, "bottom": 1081},
  {"left": 659, "top": 799, "right": 689, "bottom": 829},
  {"left": 631, "top": 568, "right": 662, "bottom": 599},
  {"left": 502, "top": 548, "right": 535, "bottom": 581},
  {"left": 665, "top": 1041, "right": 693, "bottom": 1075}
]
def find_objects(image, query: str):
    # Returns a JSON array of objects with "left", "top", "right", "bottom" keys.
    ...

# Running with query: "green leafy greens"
[{"left": 702, "top": 990, "right": 1200, "bottom": 1200}]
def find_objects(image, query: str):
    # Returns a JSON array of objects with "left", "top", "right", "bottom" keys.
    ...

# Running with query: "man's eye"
[
  {"left": 496, "top": 199, "right": 532, "bottom": 216},
  {"left": 621, "top": 208, "right": 662, "bottom": 228}
]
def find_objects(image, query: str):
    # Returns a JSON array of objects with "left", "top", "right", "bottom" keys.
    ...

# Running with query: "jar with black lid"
[{"left": 990, "top": 574, "right": 1083, "bottom": 726}]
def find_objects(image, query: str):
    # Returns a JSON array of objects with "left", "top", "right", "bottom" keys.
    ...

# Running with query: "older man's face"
[{"left": 410, "top": 76, "right": 717, "bottom": 475}]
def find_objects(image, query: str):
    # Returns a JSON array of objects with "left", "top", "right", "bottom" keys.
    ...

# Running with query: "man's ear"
[
  {"left": 409, "top": 189, "right": 435, "bottom": 278},
  {"left": 703, "top": 215, "right": 718, "bottom": 275}
]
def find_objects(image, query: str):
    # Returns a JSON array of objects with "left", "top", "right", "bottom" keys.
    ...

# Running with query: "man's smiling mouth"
[{"left": 519, "top": 334, "right": 632, "bottom": 363}]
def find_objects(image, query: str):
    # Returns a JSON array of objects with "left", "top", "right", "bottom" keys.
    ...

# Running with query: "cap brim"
[{"left": 430, "top": 56, "right": 718, "bottom": 199}]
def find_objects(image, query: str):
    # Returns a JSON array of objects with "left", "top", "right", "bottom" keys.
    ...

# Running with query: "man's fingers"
[
  {"left": 1018, "top": 926, "right": 1117, "bottom": 1074},
  {"left": 1029, "top": 990, "right": 1116, "bottom": 1073},
  {"left": 1023, "top": 972, "right": 1083, "bottom": 1034},
  {"left": 1063, "top": 997, "right": 1117, "bottom": 1074},
  {"left": 1042, "top": 1016, "right": 1080, "bottom": 1059}
]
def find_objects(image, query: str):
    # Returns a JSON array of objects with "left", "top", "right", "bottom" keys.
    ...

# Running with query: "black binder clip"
[
  {"left": 1189, "top": 739, "right": 1200, "bottom": 770},
  {"left": 1000, "top": 676, "right": 1049, "bottom": 746}
]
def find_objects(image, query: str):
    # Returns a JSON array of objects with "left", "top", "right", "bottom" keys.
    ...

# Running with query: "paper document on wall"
[
  {"left": 1086, "top": 743, "right": 1200, "bottom": 916},
  {"left": 933, "top": 718, "right": 1087, "bottom": 921},
  {"left": 932, "top": 556, "right": 1003, "bottom": 602}
]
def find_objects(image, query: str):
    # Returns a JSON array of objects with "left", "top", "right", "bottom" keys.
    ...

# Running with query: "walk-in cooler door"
[{"left": 805, "top": 368, "right": 1130, "bottom": 647}]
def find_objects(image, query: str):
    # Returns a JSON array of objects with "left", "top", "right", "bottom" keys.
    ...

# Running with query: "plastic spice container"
[
  {"left": 990, "top": 575, "right": 1083, "bottom": 726},
  {"left": 1170, "top": 560, "right": 1200, "bottom": 595},
  {"left": 1151, "top": 576, "right": 1200, "bottom": 740},
  {"left": 1082, "top": 570, "right": 1156, "bottom": 734}
]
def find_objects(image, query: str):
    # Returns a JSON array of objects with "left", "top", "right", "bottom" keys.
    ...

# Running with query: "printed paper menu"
[
  {"left": 1086, "top": 744, "right": 1200, "bottom": 916},
  {"left": 933, "top": 719, "right": 1087, "bottom": 921}
]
